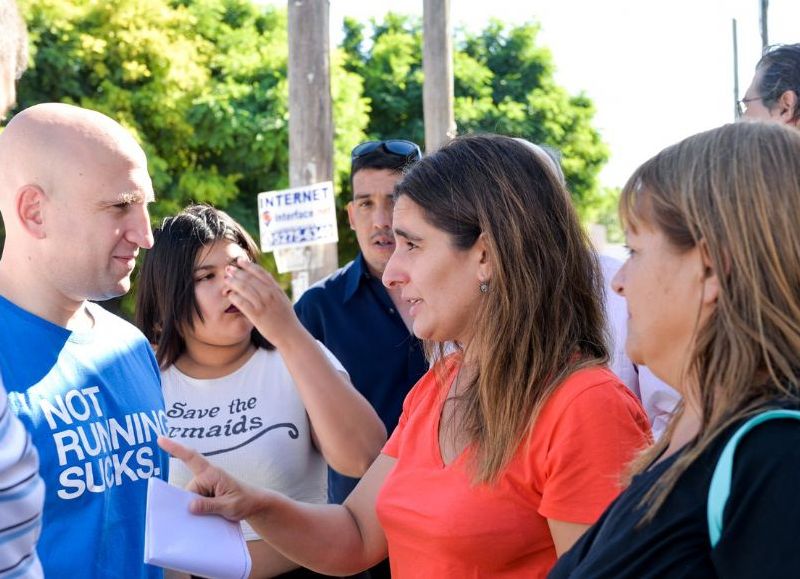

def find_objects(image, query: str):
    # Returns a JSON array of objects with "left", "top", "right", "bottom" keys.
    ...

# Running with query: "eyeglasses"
[
  {"left": 737, "top": 95, "right": 767, "bottom": 117},
  {"left": 351, "top": 139, "right": 422, "bottom": 163}
]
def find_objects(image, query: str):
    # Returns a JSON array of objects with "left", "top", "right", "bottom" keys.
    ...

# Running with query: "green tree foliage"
[
  {"left": 12, "top": 0, "right": 369, "bottom": 314},
  {"left": 16, "top": 0, "right": 368, "bottom": 237},
  {"left": 341, "top": 15, "right": 424, "bottom": 145},
  {"left": 583, "top": 186, "right": 624, "bottom": 243},
  {"left": 342, "top": 15, "right": 610, "bottom": 216},
  {"left": 10, "top": 2, "right": 612, "bottom": 275}
]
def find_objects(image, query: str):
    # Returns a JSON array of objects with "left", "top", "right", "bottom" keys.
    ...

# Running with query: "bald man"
[{"left": 0, "top": 103, "right": 167, "bottom": 578}]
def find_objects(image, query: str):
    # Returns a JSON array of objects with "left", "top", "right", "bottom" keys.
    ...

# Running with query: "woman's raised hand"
[{"left": 223, "top": 257, "right": 303, "bottom": 347}]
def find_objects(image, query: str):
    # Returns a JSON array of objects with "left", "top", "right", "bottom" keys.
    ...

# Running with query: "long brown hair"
[
  {"left": 621, "top": 121, "right": 800, "bottom": 521},
  {"left": 395, "top": 134, "right": 608, "bottom": 483}
]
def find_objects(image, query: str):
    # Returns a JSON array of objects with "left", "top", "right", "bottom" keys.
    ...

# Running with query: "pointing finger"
[{"left": 157, "top": 436, "right": 213, "bottom": 477}]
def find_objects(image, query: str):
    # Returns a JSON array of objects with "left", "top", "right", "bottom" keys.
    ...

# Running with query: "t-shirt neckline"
[{"left": 168, "top": 346, "right": 264, "bottom": 384}]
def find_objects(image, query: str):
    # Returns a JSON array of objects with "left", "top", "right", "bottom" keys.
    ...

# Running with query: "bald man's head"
[
  {"left": 0, "top": 103, "right": 155, "bottom": 305},
  {"left": 0, "top": 103, "right": 148, "bottom": 201}
]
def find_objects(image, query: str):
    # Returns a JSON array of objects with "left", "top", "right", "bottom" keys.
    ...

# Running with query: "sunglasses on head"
[{"left": 350, "top": 139, "right": 422, "bottom": 162}]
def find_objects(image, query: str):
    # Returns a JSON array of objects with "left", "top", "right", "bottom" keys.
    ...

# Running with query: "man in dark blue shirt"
[
  {"left": 294, "top": 141, "right": 427, "bottom": 578},
  {"left": 295, "top": 140, "right": 427, "bottom": 499}
]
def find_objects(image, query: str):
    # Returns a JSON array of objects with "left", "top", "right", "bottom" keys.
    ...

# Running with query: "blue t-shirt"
[
  {"left": 0, "top": 296, "right": 168, "bottom": 579},
  {"left": 295, "top": 254, "right": 428, "bottom": 504}
]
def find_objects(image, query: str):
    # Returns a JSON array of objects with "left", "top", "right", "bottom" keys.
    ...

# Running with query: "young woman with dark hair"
[
  {"left": 158, "top": 137, "right": 651, "bottom": 578},
  {"left": 136, "top": 204, "right": 385, "bottom": 578}
]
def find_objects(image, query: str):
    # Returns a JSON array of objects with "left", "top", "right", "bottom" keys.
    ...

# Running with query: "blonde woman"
[
  {"left": 160, "top": 135, "right": 651, "bottom": 578},
  {"left": 550, "top": 121, "right": 800, "bottom": 577}
]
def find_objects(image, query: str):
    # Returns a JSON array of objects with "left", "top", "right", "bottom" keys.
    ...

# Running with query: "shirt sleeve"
[
  {"left": 294, "top": 291, "right": 324, "bottom": 341},
  {"left": 315, "top": 340, "right": 349, "bottom": 378},
  {"left": 712, "top": 419, "right": 800, "bottom": 577},
  {"left": 539, "top": 380, "right": 652, "bottom": 524},
  {"left": 0, "top": 386, "right": 45, "bottom": 578}
]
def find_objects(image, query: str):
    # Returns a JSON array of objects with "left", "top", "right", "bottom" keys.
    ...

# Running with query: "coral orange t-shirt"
[{"left": 375, "top": 359, "right": 652, "bottom": 578}]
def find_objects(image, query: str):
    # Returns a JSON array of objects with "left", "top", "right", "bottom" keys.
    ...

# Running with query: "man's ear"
[
  {"left": 776, "top": 89, "right": 799, "bottom": 125},
  {"left": 16, "top": 184, "right": 47, "bottom": 239},
  {"left": 346, "top": 200, "right": 356, "bottom": 231}
]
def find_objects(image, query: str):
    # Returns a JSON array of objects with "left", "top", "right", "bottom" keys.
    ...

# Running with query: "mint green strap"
[{"left": 707, "top": 409, "right": 800, "bottom": 547}]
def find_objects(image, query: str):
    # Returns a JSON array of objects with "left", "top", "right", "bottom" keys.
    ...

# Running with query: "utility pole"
[
  {"left": 287, "top": 0, "right": 337, "bottom": 298},
  {"left": 732, "top": 18, "right": 740, "bottom": 120},
  {"left": 759, "top": 0, "right": 769, "bottom": 52},
  {"left": 423, "top": 0, "right": 456, "bottom": 153}
]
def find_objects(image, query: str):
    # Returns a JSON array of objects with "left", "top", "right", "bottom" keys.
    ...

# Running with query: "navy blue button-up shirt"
[{"left": 295, "top": 253, "right": 428, "bottom": 504}]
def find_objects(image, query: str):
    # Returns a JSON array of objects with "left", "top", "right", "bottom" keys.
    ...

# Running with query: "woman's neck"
[
  {"left": 175, "top": 339, "right": 257, "bottom": 380},
  {"left": 661, "top": 393, "right": 702, "bottom": 461}
]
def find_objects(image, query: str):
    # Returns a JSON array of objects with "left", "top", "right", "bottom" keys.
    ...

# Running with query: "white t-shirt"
[{"left": 163, "top": 344, "right": 346, "bottom": 540}]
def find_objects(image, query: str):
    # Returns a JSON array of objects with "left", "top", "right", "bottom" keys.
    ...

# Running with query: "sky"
[{"left": 266, "top": 0, "right": 799, "bottom": 189}]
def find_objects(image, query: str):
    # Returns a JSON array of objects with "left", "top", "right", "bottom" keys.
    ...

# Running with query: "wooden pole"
[
  {"left": 733, "top": 18, "right": 740, "bottom": 120},
  {"left": 287, "top": 0, "right": 337, "bottom": 298},
  {"left": 759, "top": 0, "right": 769, "bottom": 52},
  {"left": 423, "top": 0, "right": 456, "bottom": 153}
]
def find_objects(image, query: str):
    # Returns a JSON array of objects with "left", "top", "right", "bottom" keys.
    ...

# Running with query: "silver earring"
[{"left": 479, "top": 281, "right": 489, "bottom": 294}]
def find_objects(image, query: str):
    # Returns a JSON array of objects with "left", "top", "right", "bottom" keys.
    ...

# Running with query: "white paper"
[{"left": 144, "top": 477, "right": 252, "bottom": 579}]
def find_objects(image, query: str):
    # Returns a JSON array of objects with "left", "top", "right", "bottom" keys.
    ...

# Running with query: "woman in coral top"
[{"left": 160, "top": 134, "right": 651, "bottom": 578}]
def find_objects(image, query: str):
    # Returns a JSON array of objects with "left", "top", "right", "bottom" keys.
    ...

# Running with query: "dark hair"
[
  {"left": 350, "top": 147, "right": 416, "bottom": 193},
  {"left": 136, "top": 204, "right": 273, "bottom": 369},
  {"left": 395, "top": 133, "right": 608, "bottom": 483},
  {"left": 756, "top": 43, "right": 800, "bottom": 122}
]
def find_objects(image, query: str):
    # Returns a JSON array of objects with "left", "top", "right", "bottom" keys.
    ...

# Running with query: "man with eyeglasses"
[
  {"left": 739, "top": 43, "right": 800, "bottom": 127},
  {"left": 294, "top": 139, "right": 426, "bottom": 579}
]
